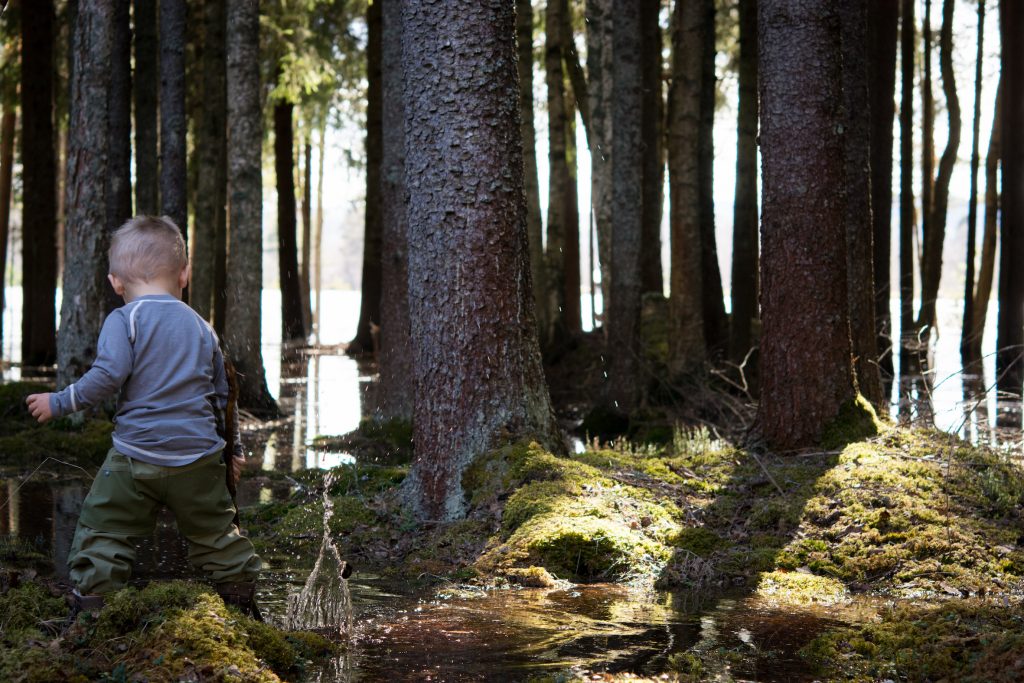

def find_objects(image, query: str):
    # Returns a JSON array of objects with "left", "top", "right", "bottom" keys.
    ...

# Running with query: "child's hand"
[{"left": 26, "top": 393, "right": 54, "bottom": 423}]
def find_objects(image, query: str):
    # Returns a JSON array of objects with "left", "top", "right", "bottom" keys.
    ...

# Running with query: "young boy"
[{"left": 26, "top": 215, "right": 261, "bottom": 614}]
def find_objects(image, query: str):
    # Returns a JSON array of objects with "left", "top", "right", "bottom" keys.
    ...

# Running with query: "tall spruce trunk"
[
  {"left": 21, "top": 0, "right": 58, "bottom": 367},
  {"left": 667, "top": 0, "right": 708, "bottom": 372},
  {"left": 640, "top": 0, "right": 664, "bottom": 296},
  {"left": 920, "top": 0, "right": 934, "bottom": 312},
  {"left": 867, "top": 0, "right": 898, "bottom": 388},
  {"left": 160, "top": 0, "right": 187, "bottom": 234},
  {"left": 107, "top": 0, "right": 131, "bottom": 313},
  {"left": 274, "top": 101, "right": 307, "bottom": 342},
  {"left": 729, "top": 0, "right": 758, "bottom": 363},
  {"left": 400, "top": 0, "right": 562, "bottom": 520},
  {"left": 133, "top": 0, "right": 159, "bottom": 215},
  {"left": 586, "top": 0, "right": 613, "bottom": 327},
  {"left": 839, "top": 1, "right": 884, "bottom": 410},
  {"left": 756, "top": 0, "right": 857, "bottom": 450},
  {"left": 377, "top": 0, "right": 413, "bottom": 421},
  {"left": 351, "top": 0, "right": 383, "bottom": 354},
  {"left": 898, "top": 0, "right": 915, "bottom": 361},
  {"left": 971, "top": 79, "right": 1001, "bottom": 359},
  {"left": 962, "top": 0, "right": 986, "bottom": 368},
  {"left": 518, "top": 0, "right": 546, "bottom": 336},
  {"left": 998, "top": 0, "right": 1024, "bottom": 397},
  {"left": 225, "top": 0, "right": 277, "bottom": 415},
  {"left": 0, "top": 108, "right": 13, "bottom": 349},
  {"left": 192, "top": 0, "right": 227, "bottom": 324},
  {"left": 301, "top": 139, "right": 312, "bottom": 332},
  {"left": 313, "top": 124, "right": 326, "bottom": 339}
]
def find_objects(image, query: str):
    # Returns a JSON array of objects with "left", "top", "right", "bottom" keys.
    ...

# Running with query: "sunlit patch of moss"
[
  {"left": 755, "top": 570, "right": 848, "bottom": 606},
  {"left": 503, "top": 566, "right": 562, "bottom": 588},
  {"left": 821, "top": 394, "right": 885, "bottom": 449}
]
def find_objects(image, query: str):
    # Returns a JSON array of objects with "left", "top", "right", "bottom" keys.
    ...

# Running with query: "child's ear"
[
  {"left": 179, "top": 263, "right": 192, "bottom": 289},
  {"left": 107, "top": 274, "right": 125, "bottom": 296}
]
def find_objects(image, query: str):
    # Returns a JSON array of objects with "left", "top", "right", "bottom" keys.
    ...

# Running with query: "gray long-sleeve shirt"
[{"left": 49, "top": 294, "right": 228, "bottom": 466}]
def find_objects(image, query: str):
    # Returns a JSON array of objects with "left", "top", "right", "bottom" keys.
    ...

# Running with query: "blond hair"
[{"left": 108, "top": 215, "right": 188, "bottom": 283}]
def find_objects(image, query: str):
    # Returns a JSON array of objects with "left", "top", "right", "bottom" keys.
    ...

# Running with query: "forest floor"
[{"left": 2, "top": 376, "right": 1024, "bottom": 681}]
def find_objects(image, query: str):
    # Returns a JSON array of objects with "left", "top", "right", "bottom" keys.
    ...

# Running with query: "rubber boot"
[{"left": 216, "top": 581, "right": 263, "bottom": 621}]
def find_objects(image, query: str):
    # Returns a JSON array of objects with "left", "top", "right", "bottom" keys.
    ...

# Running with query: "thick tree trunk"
[
  {"left": 606, "top": 0, "right": 645, "bottom": 410},
  {"left": 962, "top": 0, "right": 986, "bottom": 368},
  {"left": 839, "top": 2, "right": 884, "bottom": 410},
  {"left": 301, "top": 139, "right": 312, "bottom": 332},
  {"left": 274, "top": 101, "right": 307, "bottom": 342},
  {"left": 667, "top": 0, "right": 707, "bottom": 372},
  {"left": 971, "top": 79, "right": 1001, "bottom": 358},
  {"left": 59, "top": 0, "right": 114, "bottom": 387},
  {"left": 917, "top": 0, "right": 960, "bottom": 335},
  {"left": 640, "top": 0, "right": 664, "bottom": 296},
  {"left": 351, "top": 0, "right": 383, "bottom": 355},
  {"left": 106, "top": 0, "right": 131, "bottom": 313},
  {"left": 586, "top": 0, "right": 613, "bottom": 327},
  {"left": 225, "top": 0, "right": 277, "bottom": 415},
  {"left": 518, "top": 0, "right": 546, "bottom": 337},
  {"left": 898, "top": 0, "right": 915, "bottom": 360},
  {"left": 401, "top": 0, "right": 561, "bottom": 520},
  {"left": 729, "top": 0, "right": 758, "bottom": 363},
  {"left": 377, "top": 0, "right": 413, "bottom": 421},
  {"left": 998, "top": 0, "right": 1024, "bottom": 397},
  {"left": 160, "top": 0, "right": 187, "bottom": 233},
  {"left": 21, "top": 0, "right": 58, "bottom": 367},
  {"left": 0, "top": 108, "right": 13, "bottom": 349},
  {"left": 192, "top": 0, "right": 227, "bottom": 324},
  {"left": 133, "top": 0, "right": 159, "bottom": 215},
  {"left": 867, "top": 0, "right": 898, "bottom": 388},
  {"left": 756, "top": 0, "right": 857, "bottom": 450}
]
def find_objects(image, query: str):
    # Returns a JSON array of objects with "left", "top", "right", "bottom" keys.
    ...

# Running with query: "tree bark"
[
  {"left": 350, "top": 0, "right": 383, "bottom": 355},
  {"left": 377, "top": 0, "right": 412, "bottom": 421},
  {"left": 640, "top": 0, "right": 664, "bottom": 296},
  {"left": 867, "top": 0, "right": 898, "bottom": 387},
  {"left": 962, "top": 0, "right": 986, "bottom": 368},
  {"left": 998, "top": 0, "right": 1024, "bottom": 397},
  {"left": 192, "top": 0, "right": 227, "bottom": 324},
  {"left": 274, "top": 101, "right": 306, "bottom": 341},
  {"left": 314, "top": 124, "right": 325, "bottom": 340},
  {"left": 898, "top": 0, "right": 915, "bottom": 359},
  {"left": 518, "top": 0, "right": 546, "bottom": 337},
  {"left": 729, "top": 0, "right": 758, "bottom": 363},
  {"left": 301, "top": 138, "right": 312, "bottom": 333},
  {"left": 401, "top": 0, "right": 562, "bottom": 520},
  {"left": 106, "top": 0, "right": 131, "bottom": 313},
  {"left": 756, "top": 0, "right": 856, "bottom": 450},
  {"left": 0, "top": 108, "right": 13, "bottom": 349},
  {"left": 971, "top": 78, "right": 1001, "bottom": 359},
  {"left": 839, "top": 1, "right": 884, "bottom": 410},
  {"left": 667, "top": 0, "right": 708, "bottom": 372},
  {"left": 133, "top": 0, "right": 159, "bottom": 215},
  {"left": 586, "top": 0, "right": 613, "bottom": 327},
  {"left": 21, "top": 0, "right": 58, "bottom": 367},
  {"left": 225, "top": 0, "right": 277, "bottom": 415},
  {"left": 920, "top": 0, "right": 934, "bottom": 303},
  {"left": 160, "top": 0, "right": 187, "bottom": 234}
]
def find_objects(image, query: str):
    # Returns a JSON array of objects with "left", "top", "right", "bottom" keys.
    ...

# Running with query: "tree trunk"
[
  {"left": 998, "top": 0, "right": 1024, "bottom": 397},
  {"left": 106, "top": 0, "right": 131, "bottom": 313},
  {"left": 21, "top": 0, "right": 58, "bottom": 368},
  {"left": 314, "top": 124, "right": 325, "bottom": 341},
  {"left": 401, "top": 0, "right": 562, "bottom": 520},
  {"left": 756, "top": 0, "right": 857, "bottom": 450},
  {"left": 377, "top": 0, "right": 412, "bottom": 421},
  {"left": 920, "top": 0, "right": 934, "bottom": 302},
  {"left": 160, "top": 0, "right": 187, "bottom": 234},
  {"left": 898, "top": 0, "right": 915, "bottom": 359},
  {"left": 839, "top": 1, "right": 884, "bottom": 410},
  {"left": 971, "top": 78, "right": 1001, "bottom": 358},
  {"left": 301, "top": 138, "right": 312, "bottom": 333},
  {"left": 518, "top": 0, "right": 546, "bottom": 337},
  {"left": 961, "top": 0, "right": 986, "bottom": 368},
  {"left": 917, "top": 0, "right": 960, "bottom": 335},
  {"left": 59, "top": 0, "right": 114, "bottom": 387},
  {"left": 667, "top": 0, "right": 708, "bottom": 372},
  {"left": 606, "top": 0, "right": 645, "bottom": 410},
  {"left": 640, "top": 0, "right": 664, "bottom": 296},
  {"left": 351, "top": 0, "right": 383, "bottom": 355},
  {"left": 133, "top": 0, "right": 159, "bottom": 215},
  {"left": 586, "top": 0, "right": 613, "bottom": 327},
  {"left": 0, "top": 108, "right": 13, "bottom": 349},
  {"left": 274, "top": 101, "right": 306, "bottom": 342},
  {"left": 225, "top": 0, "right": 277, "bottom": 415},
  {"left": 867, "top": 0, "right": 898, "bottom": 388},
  {"left": 192, "top": 0, "right": 227, "bottom": 324}
]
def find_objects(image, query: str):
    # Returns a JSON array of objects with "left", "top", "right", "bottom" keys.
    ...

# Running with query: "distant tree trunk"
[
  {"left": 133, "top": 0, "right": 159, "bottom": 215},
  {"left": 518, "top": 0, "right": 546, "bottom": 337},
  {"left": 401, "top": 0, "right": 562, "bottom": 520},
  {"left": 729, "top": 0, "right": 758, "bottom": 363},
  {"left": 0, "top": 108, "right": 13, "bottom": 348},
  {"left": 586, "top": 0, "right": 613, "bottom": 327},
  {"left": 59, "top": 0, "right": 114, "bottom": 387},
  {"left": 351, "top": 0, "right": 383, "bottom": 355},
  {"left": 225, "top": 0, "right": 277, "bottom": 415},
  {"left": 898, "top": 0, "right": 915, "bottom": 359},
  {"left": 21, "top": 0, "right": 58, "bottom": 367},
  {"left": 667, "top": 0, "right": 707, "bottom": 372},
  {"left": 106, "top": 0, "right": 131, "bottom": 313},
  {"left": 160, "top": 0, "right": 187, "bottom": 234},
  {"left": 377, "top": 0, "right": 412, "bottom": 421},
  {"left": 313, "top": 124, "right": 325, "bottom": 340},
  {"left": 757, "top": 0, "right": 857, "bottom": 450},
  {"left": 839, "top": 2, "right": 884, "bottom": 410},
  {"left": 301, "top": 138, "right": 312, "bottom": 332},
  {"left": 274, "top": 101, "right": 306, "bottom": 341},
  {"left": 607, "top": 0, "right": 644, "bottom": 410},
  {"left": 920, "top": 0, "right": 934, "bottom": 302},
  {"left": 640, "top": 0, "right": 664, "bottom": 296},
  {"left": 962, "top": 0, "right": 986, "bottom": 368},
  {"left": 971, "top": 79, "right": 1001, "bottom": 358},
  {"left": 917, "top": 0, "right": 960, "bottom": 335},
  {"left": 867, "top": 0, "right": 898, "bottom": 387},
  {"left": 193, "top": 0, "right": 227, "bottom": 324},
  {"left": 998, "top": 0, "right": 1024, "bottom": 397}
]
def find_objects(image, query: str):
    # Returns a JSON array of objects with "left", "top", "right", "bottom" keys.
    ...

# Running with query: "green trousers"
[{"left": 68, "top": 448, "right": 261, "bottom": 594}]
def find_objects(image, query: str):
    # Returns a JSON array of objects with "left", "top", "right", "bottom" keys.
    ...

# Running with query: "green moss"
[
  {"left": 0, "top": 582, "right": 66, "bottom": 645},
  {"left": 755, "top": 570, "right": 848, "bottom": 605},
  {"left": 670, "top": 527, "right": 729, "bottom": 557},
  {"left": 820, "top": 395, "right": 884, "bottom": 449}
]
